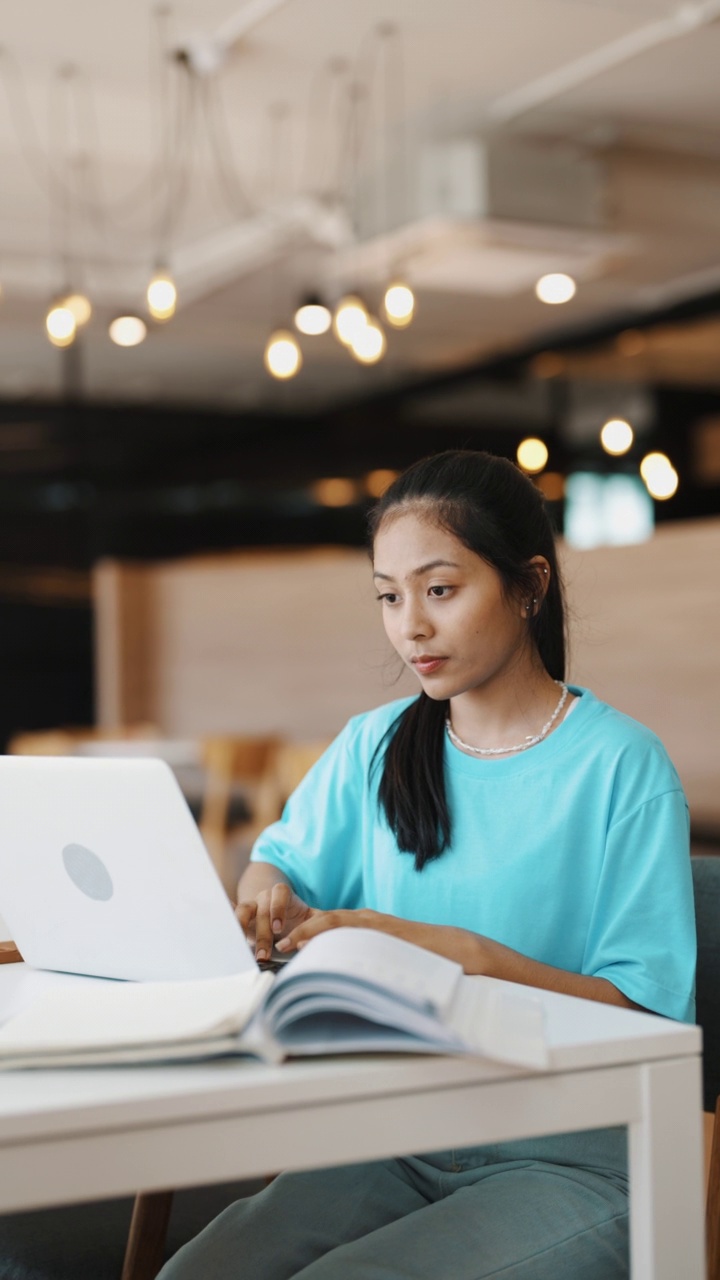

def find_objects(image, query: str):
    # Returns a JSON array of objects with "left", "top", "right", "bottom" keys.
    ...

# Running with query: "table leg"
[{"left": 628, "top": 1056, "right": 705, "bottom": 1279}]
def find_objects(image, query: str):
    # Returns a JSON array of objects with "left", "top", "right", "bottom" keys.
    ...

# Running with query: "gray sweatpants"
[{"left": 158, "top": 1128, "right": 629, "bottom": 1279}]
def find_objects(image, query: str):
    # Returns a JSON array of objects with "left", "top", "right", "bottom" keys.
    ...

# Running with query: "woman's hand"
[
  {"left": 275, "top": 908, "right": 476, "bottom": 968},
  {"left": 236, "top": 882, "right": 318, "bottom": 962}
]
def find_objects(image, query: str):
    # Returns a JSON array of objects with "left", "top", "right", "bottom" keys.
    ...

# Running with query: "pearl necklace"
[{"left": 445, "top": 682, "right": 570, "bottom": 757}]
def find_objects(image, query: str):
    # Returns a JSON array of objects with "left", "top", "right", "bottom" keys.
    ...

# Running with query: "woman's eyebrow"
[{"left": 373, "top": 559, "right": 462, "bottom": 581}]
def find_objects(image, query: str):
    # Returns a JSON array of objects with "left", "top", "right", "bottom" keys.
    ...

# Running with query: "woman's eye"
[
  {"left": 376, "top": 592, "right": 398, "bottom": 605},
  {"left": 429, "top": 585, "right": 452, "bottom": 598}
]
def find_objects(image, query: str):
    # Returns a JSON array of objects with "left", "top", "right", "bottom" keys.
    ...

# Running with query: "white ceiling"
[{"left": 2, "top": 0, "right": 720, "bottom": 410}]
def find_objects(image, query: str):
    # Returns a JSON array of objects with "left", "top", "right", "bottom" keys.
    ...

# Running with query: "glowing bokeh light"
[
  {"left": 517, "top": 437, "right": 549, "bottom": 474},
  {"left": 600, "top": 418, "right": 634, "bottom": 456},
  {"left": 333, "top": 295, "right": 368, "bottom": 346},
  {"left": 535, "top": 273, "right": 577, "bottom": 305},
  {"left": 350, "top": 319, "right": 386, "bottom": 364},
  {"left": 294, "top": 301, "right": 331, "bottom": 336},
  {"left": 147, "top": 272, "right": 177, "bottom": 321},
  {"left": 264, "top": 330, "right": 302, "bottom": 379},
  {"left": 365, "top": 468, "right": 398, "bottom": 497},
  {"left": 62, "top": 292, "right": 92, "bottom": 327},
  {"left": 640, "top": 452, "right": 678, "bottom": 500},
  {"left": 312, "top": 477, "right": 357, "bottom": 507},
  {"left": 46, "top": 305, "right": 77, "bottom": 347},
  {"left": 109, "top": 315, "right": 147, "bottom": 347},
  {"left": 383, "top": 282, "right": 415, "bottom": 328}
]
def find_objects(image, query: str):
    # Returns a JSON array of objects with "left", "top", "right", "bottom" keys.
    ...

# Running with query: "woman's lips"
[{"left": 411, "top": 656, "right": 448, "bottom": 675}]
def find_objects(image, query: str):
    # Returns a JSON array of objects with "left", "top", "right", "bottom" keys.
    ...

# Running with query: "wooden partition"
[
  {"left": 93, "top": 549, "right": 416, "bottom": 740},
  {"left": 93, "top": 520, "right": 720, "bottom": 827}
]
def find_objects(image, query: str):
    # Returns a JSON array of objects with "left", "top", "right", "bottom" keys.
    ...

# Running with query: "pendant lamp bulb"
[
  {"left": 294, "top": 295, "right": 331, "bottom": 336},
  {"left": 147, "top": 267, "right": 178, "bottom": 321},
  {"left": 383, "top": 281, "right": 414, "bottom": 328},
  {"left": 350, "top": 317, "right": 386, "bottom": 364},
  {"left": 60, "top": 289, "right": 93, "bottom": 327},
  {"left": 264, "top": 329, "right": 302, "bottom": 379},
  {"left": 333, "top": 294, "right": 368, "bottom": 346},
  {"left": 45, "top": 300, "right": 77, "bottom": 348}
]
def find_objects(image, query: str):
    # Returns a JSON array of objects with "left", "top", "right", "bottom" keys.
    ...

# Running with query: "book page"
[
  {"left": 447, "top": 976, "right": 549, "bottom": 1069},
  {"left": 0, "top": 969, "right": 272, "bottom": 1056},
  {"left": 0, "top": 968, "right": 110, "bottom": 1027},
  {"left": 276, "top": 928, "right": 462, "bottom": 1015}
]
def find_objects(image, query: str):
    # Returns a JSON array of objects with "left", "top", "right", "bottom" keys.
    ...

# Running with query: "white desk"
[{"left": 0, "top": 966, "right": 705, "bottom": 1280}]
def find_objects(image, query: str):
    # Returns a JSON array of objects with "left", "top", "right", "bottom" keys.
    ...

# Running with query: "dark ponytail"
[{"left": 368, "top": 450, "right": 567, "bottom": 871}]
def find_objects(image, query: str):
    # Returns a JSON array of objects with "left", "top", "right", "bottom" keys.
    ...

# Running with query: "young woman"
[{"left": 160, "top": 449, "right": 695, "bottom": 1280}]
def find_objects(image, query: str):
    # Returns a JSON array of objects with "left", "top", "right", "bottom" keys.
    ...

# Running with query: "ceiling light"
[
  {"left": 147, "top": 270, "right": 177, "bottom": 321},
  {"left": 109, "top": 315, "right": 147, "bottom": 347},
  {"left": 61, "top": 292, "right": 92, "bottom": 327},
  {"left": 600, "top": 418, "right": 634, "bottom": 456},
  {"left": 350, "top": 319, "right": 386, "bottom": 364},
  {"left": 264, "top": 329, "right": 302, "bottom": 379},
  {"left": 535, "top": 273, "right": 576, "bottom": 305},
  {"left": 45, "top": 304, "right": 77, "bottom": 348},
  {"left": 640, "top": 452, "right": 678, "bottom": 500},
  {"left": 294, "top": 296, "right": 331, "bottom": 336},
  {"left": 516, "top": 437, "right": 549, "bottom": 474},
  {"left": 333, "top": 295, "right": 368, "bottom": 346},
  {"left": 383, "top": 282, "right": 415, "bottom": 328},
  {"left": 639, "top": 451, "right": 670, "bottom": 483}
]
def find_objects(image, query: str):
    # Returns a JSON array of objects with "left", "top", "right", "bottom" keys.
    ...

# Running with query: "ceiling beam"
[
  {"left": 489, "top": 0, "right": 720, "bottom": 124},
  {"left": 177, "top": 0, "right": 299, "bottom": 76}
]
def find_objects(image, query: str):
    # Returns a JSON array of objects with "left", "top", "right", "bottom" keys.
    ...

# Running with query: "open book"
[{"left": 0, "top": 928, "right": 548, "bottom": 1071}]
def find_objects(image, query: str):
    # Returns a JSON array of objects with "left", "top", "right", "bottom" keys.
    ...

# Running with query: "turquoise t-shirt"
[{"left": 251, "top": 686, "right": 696, "bottom": 1023}]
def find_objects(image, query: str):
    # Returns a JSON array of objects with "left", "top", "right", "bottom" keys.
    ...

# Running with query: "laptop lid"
[{"left": 0, "top": 755, "right": 257, "bottom": 982}]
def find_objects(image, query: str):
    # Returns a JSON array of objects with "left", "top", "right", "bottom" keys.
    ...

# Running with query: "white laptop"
[{"left": 0, "top": 755, "right": 258, "bottom": 982}]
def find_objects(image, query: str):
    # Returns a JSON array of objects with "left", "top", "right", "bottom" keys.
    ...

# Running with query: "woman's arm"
[
  {"left": 237, "top": 860, "right": 291, "bottom": 902},
  {"left": 276, "top": 909, "right": 642, "bottom": 1010}
]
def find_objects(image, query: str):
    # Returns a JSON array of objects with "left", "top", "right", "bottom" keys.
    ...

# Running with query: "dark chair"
[{"left": 691, "top": 853, "right": 720, "bottom": 1280}]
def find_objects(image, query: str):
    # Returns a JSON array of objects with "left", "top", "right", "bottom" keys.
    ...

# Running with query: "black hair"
[{"left": 368, "top": 449, "right": 567, "bottom": 871}]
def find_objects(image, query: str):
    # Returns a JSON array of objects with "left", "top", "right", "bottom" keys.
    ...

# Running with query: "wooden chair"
[
  {"left": 692, "top": 854, "right": 720, "bottom": 1280},
  {"left": 120, "top": 1192, "right": 175, "bottom": 1280},
  {"left": 269, "top": 739, "right": 331, "bottom": 810},
  {"left": 197, "top": 735, "right": 281, "bottom": 892}
]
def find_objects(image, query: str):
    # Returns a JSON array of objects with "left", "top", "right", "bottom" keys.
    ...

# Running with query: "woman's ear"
[{"left": 526, "top": 556, "right": 551, "bottom": 616}]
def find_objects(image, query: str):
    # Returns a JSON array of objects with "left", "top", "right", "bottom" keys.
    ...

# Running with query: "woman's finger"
[
  {"left": 277, "top": 910, "right": 347, "bottom": 952},
  {"left": 235, "top": 899, "right": 257, "bottom": 933},
  {"left": 269, "top": 882, "right": 293, "bottom": 935},
  {"left": 252, "top": 890, "right": 276, "bottom": 961}
]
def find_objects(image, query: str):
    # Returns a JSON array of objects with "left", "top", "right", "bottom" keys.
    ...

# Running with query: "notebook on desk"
[{"left": 0, "top": 755, "right": 257, "bottom": 982}]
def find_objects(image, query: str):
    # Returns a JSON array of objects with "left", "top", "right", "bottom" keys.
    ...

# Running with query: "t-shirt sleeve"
[
  {"left": 582, "top": 787, "right": 696, "bottom": 1022},
  {"left": 248, "top": 720, "right": 366, "bottom": 910}
]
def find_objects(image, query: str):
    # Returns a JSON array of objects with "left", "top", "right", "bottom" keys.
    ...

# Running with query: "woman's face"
[{"left": 372, "top": 510, "right": 533, "bottom": 702}]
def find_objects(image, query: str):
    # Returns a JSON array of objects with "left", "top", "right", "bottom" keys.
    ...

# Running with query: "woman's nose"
[{"left": 401, "top": 600, "right": 431, "bottom": 640}]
